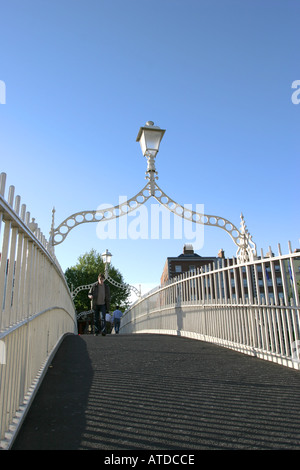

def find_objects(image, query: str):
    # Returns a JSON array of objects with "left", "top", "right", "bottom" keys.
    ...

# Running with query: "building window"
[{"left": 175, "top": 265, "right": 182, "bottom": 273}]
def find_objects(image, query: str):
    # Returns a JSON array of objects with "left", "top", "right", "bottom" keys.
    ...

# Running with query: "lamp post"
[
  {"left": 136, "top": 121, "right": 166, "bottom": 195},
  {"left": 101, "top": 249, "right": 112, "bottom": 279}
]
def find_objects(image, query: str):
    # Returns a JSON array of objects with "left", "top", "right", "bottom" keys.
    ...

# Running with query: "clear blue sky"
[{"left": 0, "top": 0, "right": 299, "bottom": 296}]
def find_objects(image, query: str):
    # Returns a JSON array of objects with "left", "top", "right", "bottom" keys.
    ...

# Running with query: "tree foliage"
[{"left": 64, "top": 249, "right": 130, "bottom": 313}]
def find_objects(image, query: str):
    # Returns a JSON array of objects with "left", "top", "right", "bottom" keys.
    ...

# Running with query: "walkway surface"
[{"left": 12, "top": 333, "right": 300, "bottom": 451}]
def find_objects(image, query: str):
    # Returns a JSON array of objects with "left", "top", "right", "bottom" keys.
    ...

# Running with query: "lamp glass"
[
  {"left": 102, "top": 250, "right": 112, "bottom": 265},
  {"left": 136, "top": 122, "right": 165, "bottom": 156},
  {"left": 141, "top": 129, "right": 164, "bottom": 156}
]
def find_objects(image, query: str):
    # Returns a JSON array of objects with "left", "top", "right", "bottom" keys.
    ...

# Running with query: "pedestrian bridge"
[
  {"left": 1, "top": 172, "right": 300, "bottom": 450},
  {"left": 10, "top": 334, "right": 300, "bottom": 450}
]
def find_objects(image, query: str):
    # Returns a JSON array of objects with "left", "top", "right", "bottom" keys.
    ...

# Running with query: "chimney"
[
  {"left": 183, "top": 244, "right": 194, "bottom": 255},
  {"left": 218, "top": 248, "right": 225, "bottom": 259}
]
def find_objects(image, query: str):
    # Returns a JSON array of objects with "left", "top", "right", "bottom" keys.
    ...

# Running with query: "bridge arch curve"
[{"left": 50, "top": 180, "right": 256, "bottom": 263}]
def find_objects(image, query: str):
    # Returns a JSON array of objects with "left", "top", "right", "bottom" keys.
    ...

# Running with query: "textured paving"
[{"left": 12, "top": 333, "right": 300, "bottom": 450}]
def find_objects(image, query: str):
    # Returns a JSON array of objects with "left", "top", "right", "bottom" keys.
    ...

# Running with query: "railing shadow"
[
  {"left": 12, "top": 335, "right": 93, "bottom": 450},
  {"left": 175, "top": 302, "right": 185, "bottom": 336}
]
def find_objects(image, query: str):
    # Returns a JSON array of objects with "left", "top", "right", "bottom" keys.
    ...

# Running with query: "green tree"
[{"left": 64, "top": 249, "right": 130, "bottom": 313}]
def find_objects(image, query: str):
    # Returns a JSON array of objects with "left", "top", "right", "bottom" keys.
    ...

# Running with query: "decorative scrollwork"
[
  {"left": 50, "top": 182, "right": 152, "bottom": 246},
  {"left": 152, "top": 183, "right": 242, "bottom": 247},
  {"left": 106, "top": 274, "right": 141, "bottom": 297},
  {"left": 71, "top": 282, "right": 96, "bottom": 299},
  {"left": 72, "top": 277, "right": 140, "bottom": 301},
  {"left": 236, "top": 213, "right": 257, "bottom": 262},
  {"left": 50, "top": 156, "right": 257, "bottom": 264},
  {"left": 77, "top": 309, "right": 93, "bottom": 320}
]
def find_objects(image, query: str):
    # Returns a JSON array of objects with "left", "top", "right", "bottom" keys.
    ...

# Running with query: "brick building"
[
  {"left": 160, "top": 245, "right": 300, "bottom": 303},
  {"left": 160, "top": 244, "right": 221, "bottom": 284}
]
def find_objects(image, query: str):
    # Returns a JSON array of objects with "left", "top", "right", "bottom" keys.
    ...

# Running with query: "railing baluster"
[
  {"left": 123, "top": 246, "right": 300, "bottom": 371},
  {"left": 0, "top": 172, "right": 6, "bottom": 196},
  {"left": 0, "top": 173, "right": 76, "bottom": 448}
]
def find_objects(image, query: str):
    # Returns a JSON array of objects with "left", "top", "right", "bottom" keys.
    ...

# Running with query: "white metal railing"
[
  {"left": 121, "top": 243, "right": 300, "bottom": 370},
  {"left": 0, "top": 172, "right": 77, "bottom": 449}
]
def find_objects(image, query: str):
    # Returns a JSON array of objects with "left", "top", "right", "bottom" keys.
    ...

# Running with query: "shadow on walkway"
[
  {"left": 12, "top": 334, "right": 300, "bottom": 450},
  {"left": 13, "top": 335, "right": 93, "bottom": 450}
]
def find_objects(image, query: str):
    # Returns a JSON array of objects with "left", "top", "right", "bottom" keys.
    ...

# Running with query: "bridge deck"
[{"left": 12, "top": 334, "right": 300, "bottom": 450}]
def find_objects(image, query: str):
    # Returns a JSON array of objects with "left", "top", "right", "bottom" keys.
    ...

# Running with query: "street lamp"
[
  {"left": 101, "top": 249, "right": 112, "bottom": 278},
  {"left": 136, "top": 121, "right": 166, "bottom": 195}
]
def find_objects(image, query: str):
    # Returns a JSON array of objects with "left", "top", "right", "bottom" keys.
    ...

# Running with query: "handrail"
[
  {"left": 0, "top": 172, "right": 77, "bottom": 449},
  {"left": 122, "top": 245, "right": 300, "bottom": 370}
]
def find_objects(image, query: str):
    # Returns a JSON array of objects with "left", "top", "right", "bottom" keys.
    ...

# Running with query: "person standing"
[
  {"left": 112, "top": 306, "right": 123, "bottom": 334},
  {"left": 88, "top": 273, "right": 110, "bottom": 336}
]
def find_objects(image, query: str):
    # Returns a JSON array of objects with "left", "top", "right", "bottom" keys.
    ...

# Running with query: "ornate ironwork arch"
[
  {"left": 50, "top": 130, "right": 257, "bottom": 264},
  {"left": 50, "top": 182, "right": 152, "bottom": 246},
  {"left": 72, "top": 277, "right": 141, "bottom": 301}
]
